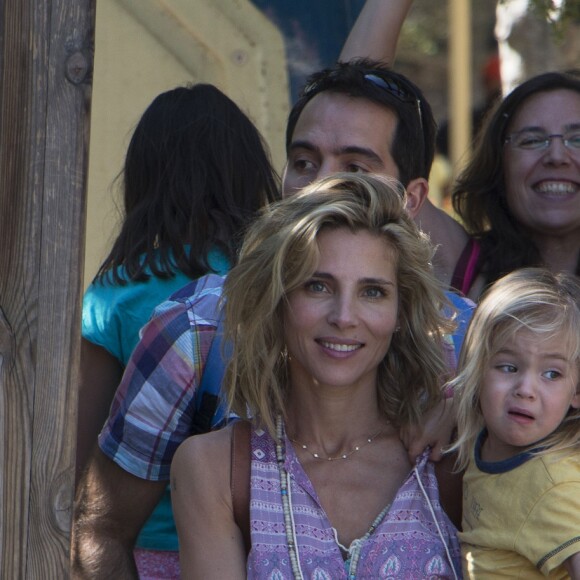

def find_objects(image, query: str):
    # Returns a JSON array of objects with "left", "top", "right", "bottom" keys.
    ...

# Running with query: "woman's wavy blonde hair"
[
  {"left": 223, "top": 173, "right": 454, "bottom": 436},
  {"left": 450, "top": 268, "right": 580, "bottom": 471}
]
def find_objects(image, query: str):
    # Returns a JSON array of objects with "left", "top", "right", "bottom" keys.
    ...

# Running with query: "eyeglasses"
[
  {"left": 504, "top": 130, "right": 580, "bottom": 151},
  {"left": 302, "top": 70, "right": 423, "bottom": 130}
]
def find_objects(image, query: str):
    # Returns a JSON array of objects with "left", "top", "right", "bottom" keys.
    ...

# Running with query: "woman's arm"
[
  {"left": 76, "top": 338, "right": 123, "bottom": 483},
  {"left": 171, "top": 426, "right": 247, "bottom": 580},
  {"left": 339, "top": 0, "right": 414, "bottom": 64}
]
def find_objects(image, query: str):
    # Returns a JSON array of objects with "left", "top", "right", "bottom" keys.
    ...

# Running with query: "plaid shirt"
[
  {"left": 99, "top": 274, "right": 225, "bottom": 481},
  {"left": 99, "top": 272, "right": 474, "bottom": 482}
]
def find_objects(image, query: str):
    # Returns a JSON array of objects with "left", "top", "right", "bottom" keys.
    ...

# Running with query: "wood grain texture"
[{"left": 0, "top": 0, "right": 95, "bottom": 576}]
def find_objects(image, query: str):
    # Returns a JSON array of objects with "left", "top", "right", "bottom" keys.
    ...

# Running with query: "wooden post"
[
  {"left": 0, "top": 0, "right": 94, "bottom": 576},
  {"left": 448, "top": 0, "right": 472, "bottom": 175}
]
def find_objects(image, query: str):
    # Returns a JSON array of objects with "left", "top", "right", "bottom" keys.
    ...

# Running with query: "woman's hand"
[{"left": 400, "top": 396, "right": 457, "bottom": 463}]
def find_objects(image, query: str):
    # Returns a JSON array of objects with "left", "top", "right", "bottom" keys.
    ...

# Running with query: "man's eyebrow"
[
  {"left": 338, "top": 145, "right": 384, "bottom": 165},
  {"left": 288, "top": 140, "right": 318, "bottom": 153},
  {"left": 288, "top": 140, "right": 384, "bottom": 166}
]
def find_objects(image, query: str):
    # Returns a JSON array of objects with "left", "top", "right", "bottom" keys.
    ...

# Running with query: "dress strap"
[
  {"left": 450, "top": 237, "right": 481, "bottom": 296},
  {"left": 231, "top": 420, "right": 252, "bottom": 555}
]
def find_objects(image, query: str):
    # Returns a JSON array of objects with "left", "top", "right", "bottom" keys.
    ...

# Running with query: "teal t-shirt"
[{"left": 82, "top": 247, "right": 230, "bottom": 551}]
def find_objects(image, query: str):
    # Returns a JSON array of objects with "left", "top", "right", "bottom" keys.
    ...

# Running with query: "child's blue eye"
[
  {"left": 496, "top": 364, "right": 517, "bottom": 373},
  {"left": 543, "top": 370, "right": 561, "bottom": 380}
]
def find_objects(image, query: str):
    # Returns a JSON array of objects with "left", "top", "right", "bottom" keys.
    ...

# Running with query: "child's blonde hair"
[{"left": 451, "top": 268, "right": 580, "bottom": 470}]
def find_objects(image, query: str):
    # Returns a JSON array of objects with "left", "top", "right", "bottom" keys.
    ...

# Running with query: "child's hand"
[{"left": 400, "top": 396, "right": 457, "bottom": 463}]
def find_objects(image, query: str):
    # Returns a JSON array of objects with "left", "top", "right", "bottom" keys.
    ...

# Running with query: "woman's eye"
[
  {"left": 306, "top": 280, "right": 326, "bottom": 293},
  {"left": 566, "top": 133, "right": 580, "bottom": 148},
  {"left": 363, "top": 287, "right": 385, "bottom": 299},
  {"left": 519, "top": 136, "right": 544, "bottom": 148}
]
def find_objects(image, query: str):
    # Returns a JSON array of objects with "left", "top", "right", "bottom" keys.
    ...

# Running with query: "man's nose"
[{"left": 315, "top": 159, "right": 343, "bottom": 182}]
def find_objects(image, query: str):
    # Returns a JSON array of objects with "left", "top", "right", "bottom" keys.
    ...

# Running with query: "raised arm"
[
  {"left": 72, "top": 449, "right": 166, "bottom": 579},
  {"left": 339, "top": 0, "right": 414, "bottom": 64},
  {"left": 171, "top": 427, "right": 247, "bottom": 580}
]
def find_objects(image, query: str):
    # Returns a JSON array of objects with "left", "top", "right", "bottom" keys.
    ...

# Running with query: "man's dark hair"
[{"left": 286, "top": 58, "right": 437, "bottom": 186}]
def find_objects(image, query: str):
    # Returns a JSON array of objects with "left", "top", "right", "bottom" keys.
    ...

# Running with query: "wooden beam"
[
  {"left": 0, "top": 0, "right": 94, "bottom": 576},
  {"left": 449, "top": 0, "right": 472, "bottom": 174}
]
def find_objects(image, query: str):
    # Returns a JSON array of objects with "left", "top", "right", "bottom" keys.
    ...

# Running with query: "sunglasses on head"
[{"left": 303, "top": 69, "right": 423, "bottom": 130}]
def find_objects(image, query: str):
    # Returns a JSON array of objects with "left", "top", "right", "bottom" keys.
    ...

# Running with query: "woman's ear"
[
  {"left": 404, "top": 178, "right": 429, "bottom": 218},
  {"left": 570, "top": 383, "right": 580, "bottom": 409}
]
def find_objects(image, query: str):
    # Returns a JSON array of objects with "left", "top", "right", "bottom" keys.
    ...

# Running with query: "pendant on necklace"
[{"left": 289, "top": 429, "right": 383, "bottom": 461}]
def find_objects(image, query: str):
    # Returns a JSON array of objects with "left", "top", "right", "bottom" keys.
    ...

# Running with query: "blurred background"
[{"left": 84, "top": 0, "right": 579, "bottom": 288}]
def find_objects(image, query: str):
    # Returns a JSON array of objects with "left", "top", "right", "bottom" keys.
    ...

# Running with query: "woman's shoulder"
[
  {"left": 175, "top": 425, "right": 233, "bottom": 462},
  {"left": 170, "top": 427, "right": 235, "bottom": 524}
]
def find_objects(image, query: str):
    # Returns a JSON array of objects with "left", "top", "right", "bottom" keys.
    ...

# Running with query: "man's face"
[{"left": 282, "top": 92, "right": 400, "bottom": 197}]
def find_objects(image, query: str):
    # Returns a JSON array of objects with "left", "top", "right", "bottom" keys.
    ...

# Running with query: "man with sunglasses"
[
  {"left": 283, "top": 58, "right": 469, "bottom": 288},
  {"left": 73, "top": 58, "right": 472, "bottom": 578}
]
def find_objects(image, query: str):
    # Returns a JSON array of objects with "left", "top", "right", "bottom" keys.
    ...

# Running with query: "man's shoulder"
[
  {"left": 168, "top": 273, "right": 226, "bottom": 303},
  {"left": 152, "top": 274, "right": 226, "bottom": 321}
]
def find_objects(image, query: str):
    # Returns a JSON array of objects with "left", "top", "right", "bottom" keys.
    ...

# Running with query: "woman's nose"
[
  {"left": 327, "top": 295, "right": 357, "bottom": 328},
  {"left": 542, "top": 135, "right": 572, "bottom": 166}
]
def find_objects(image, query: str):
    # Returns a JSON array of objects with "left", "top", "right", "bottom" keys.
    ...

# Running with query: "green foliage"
[{"left": 500, "top": 0, "right": 580, "bottom": 39}]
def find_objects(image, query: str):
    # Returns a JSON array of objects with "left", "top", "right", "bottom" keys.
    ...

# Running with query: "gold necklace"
[{"left": 289, "top": 428, "right": 383, "bottom": 461}]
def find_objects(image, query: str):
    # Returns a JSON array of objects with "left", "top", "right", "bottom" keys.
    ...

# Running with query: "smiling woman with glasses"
[{"left": 450, "top": 70, "right": 580, "bottom": 300}]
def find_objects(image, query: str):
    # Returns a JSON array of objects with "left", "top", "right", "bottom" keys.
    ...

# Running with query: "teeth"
[
  {"left": 320, "top": 341, "right": 360, "bottom": 352},
  {"left": 535, "top": 181, "right": 576, "bottom": 194}
]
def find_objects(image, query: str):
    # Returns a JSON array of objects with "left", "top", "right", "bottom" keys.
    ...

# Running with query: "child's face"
[{"left": 479, "top": 328, "right": 580, "bottom": 462}]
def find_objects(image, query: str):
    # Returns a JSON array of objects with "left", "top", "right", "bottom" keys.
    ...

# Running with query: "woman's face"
[
  {"left": 283, "top": 227, "right": 399, "bottom": 392},
  {"left": 503, "top": 89, "right": 580, "bottom": 239}
]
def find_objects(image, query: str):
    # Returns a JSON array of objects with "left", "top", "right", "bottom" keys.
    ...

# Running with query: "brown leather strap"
[{"left": 231, "top": 420, "right": 251, "bottom": 555}]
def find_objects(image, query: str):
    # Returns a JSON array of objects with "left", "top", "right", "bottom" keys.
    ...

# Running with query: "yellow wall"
[{"left": 85, "top": 0, "right": 289, "bottom": 286}]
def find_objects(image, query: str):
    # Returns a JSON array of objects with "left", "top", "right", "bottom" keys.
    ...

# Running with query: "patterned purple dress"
[{"left": 247, "top": 426, "right": 462, "bottom": 579}]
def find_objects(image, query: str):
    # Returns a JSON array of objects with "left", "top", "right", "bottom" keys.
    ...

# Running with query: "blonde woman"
[{"left": 171, "top": 173, "right": 462, "bottom": 579}]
